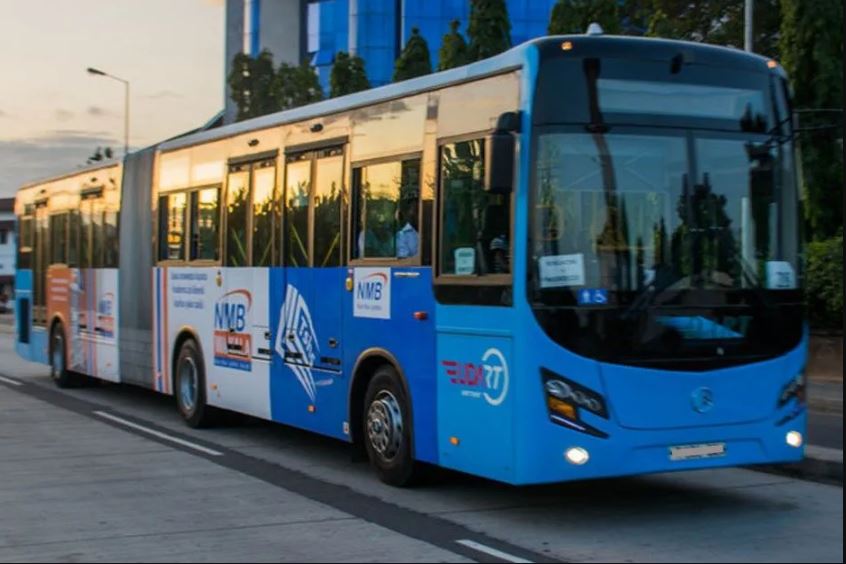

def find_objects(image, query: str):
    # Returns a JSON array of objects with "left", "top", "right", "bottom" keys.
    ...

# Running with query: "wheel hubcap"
[
  {"left": 367, "top": 390, "right": 403, "bottom": 461},
  {"left": 179, "top": 357, "right": 198, "bottom": 414}
]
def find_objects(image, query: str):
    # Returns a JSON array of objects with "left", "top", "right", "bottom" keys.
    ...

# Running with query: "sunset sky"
[{"left": 0, "top": 0, "right": 224, "bottom": 196}]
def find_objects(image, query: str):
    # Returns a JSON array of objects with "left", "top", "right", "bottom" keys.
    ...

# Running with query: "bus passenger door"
[{"left": 275, "top": 146, "right": 346, "bottom": 432}]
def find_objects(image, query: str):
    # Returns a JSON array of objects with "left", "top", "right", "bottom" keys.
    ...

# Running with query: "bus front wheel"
[
  {"left": 363, "top": 365, "right": 419, "bottom": 487},
  {"left": 174, "top": 339, "right": 217, "bottom": 428}
]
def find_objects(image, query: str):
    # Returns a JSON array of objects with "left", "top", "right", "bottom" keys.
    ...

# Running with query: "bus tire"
[
  {"left": 50, "top": 323, "right": 81, "bottom": 388},
  {"left": 363, "top": 365, "right": 420, "bottom": 487},
  {"left": 174, "top": 339, "right": 217, "bottom": 428}
]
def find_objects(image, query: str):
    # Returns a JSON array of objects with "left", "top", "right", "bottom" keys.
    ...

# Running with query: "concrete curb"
[{"left": 751, "top": 445, "right": 843, "bottom": 486}]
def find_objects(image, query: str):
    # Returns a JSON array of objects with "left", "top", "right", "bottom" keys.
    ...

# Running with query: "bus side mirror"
[{"left": 485, "top": 112, "right": 520, "bottom": 194}]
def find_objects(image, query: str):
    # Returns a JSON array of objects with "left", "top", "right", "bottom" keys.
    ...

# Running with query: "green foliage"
[
  {"left": 780, "top": 0, "right": 844, "bottom": 241},
  {"left": 438, "top": 20, "right": 469, "bottom": 71},
  {"left": 634, "top": 0, "right": 780, "bottom": 56},
  {"left": 329, "top": 51, "right": 370, "bottom": 97},
  {"left": 227, "top": 50, "right": 279, "bottom": 121},
  {"left": 394, "top": 28, "right": 432, "bottom": 82},
  {"left": 548, "top": 0, "right": 620, "bottom": 35},
  {"left": 228, "top": 50, "right": 323, "bottom": 121},
  {"left": 87, "top": 146, "right": 114, "bottom": 165},
  {"left": 275, "top": 62, "right": 323, "bottom": 110},
  {"left": 805, "top": 231, "right": 844, "bottom": 330},
  {"left": 467, "top": 0, "right": 511, "bottom": 62}
]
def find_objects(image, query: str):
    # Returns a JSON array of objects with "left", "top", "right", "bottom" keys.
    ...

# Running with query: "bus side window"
[
  {"left": 157, "top": 193, "right": 187, "bottom": 262},
  {"left": 49, "top": 212, "right": 68, "bottom": 266},
  {"left": 439, "top": 138, "right": 511, "bottom": 276},
  {"left": 17, "top": 216, "right": 33, "bottom": 270},
  {"left": 67, "top": 211, "right": 80, "bottom": 268},
  {"left": 351, "top": 158, "right": 421, "bottom": 261},
  {"left": 104, "top": 210, "right": 119, "bottom": 268},
  {"left": 225, "top": 165, "right": 250, "bottom": 266},
  {"left": 189, "top": 187, "right": 220, "bottom": 262},
  {"left": 80, "top": 204, "right": 91, "bottom": 268}
]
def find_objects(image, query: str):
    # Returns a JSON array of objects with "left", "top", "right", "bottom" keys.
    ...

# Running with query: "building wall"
[
  {"left": 311, "top": 0, "right": 558, "bottom": 91},
  {"left": 224, "top": 0, "right": 305, "bottom": 124}
]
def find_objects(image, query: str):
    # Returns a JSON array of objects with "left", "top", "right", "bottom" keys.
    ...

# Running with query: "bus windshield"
[{"left": 531, "top": 130, "right": 801, "bottom": 295}]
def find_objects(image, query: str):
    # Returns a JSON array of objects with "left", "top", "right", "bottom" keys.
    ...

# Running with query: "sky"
[{"left": 0, "top": 0, "right": 224, "bottom": 197}]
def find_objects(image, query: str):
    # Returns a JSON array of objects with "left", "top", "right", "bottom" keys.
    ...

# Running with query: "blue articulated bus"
[{"left": 14, "top": 33, "right": 807, "bottom": 486}]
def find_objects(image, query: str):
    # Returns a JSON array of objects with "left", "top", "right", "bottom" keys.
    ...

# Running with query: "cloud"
[
  {"left": 0, "top": 130, "right": 120, "bottom": 197},
  {"left": 54, "top": 109, "right": 75, "bottom": 122},
  {"left": 144, "top": 90, "right": 183, "bottom": 100}
]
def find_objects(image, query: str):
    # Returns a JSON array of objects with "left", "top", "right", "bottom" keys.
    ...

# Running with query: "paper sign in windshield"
[
  {"left": 766, "top": 261, "right": 796, "bottom": 289},
  {"left": 539, "top": 254, "right": 585, "bottom": 288}
]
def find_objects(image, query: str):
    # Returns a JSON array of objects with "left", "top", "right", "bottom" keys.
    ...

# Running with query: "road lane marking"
[
  {"left": 93, "top": 411, "right": 224, "bottom": 457},
  {"left": 0, "top": 375, "right": 23, "bottom": 387},
  {"left": 456, "top": 539, "right": 534, "bottom": 563}
]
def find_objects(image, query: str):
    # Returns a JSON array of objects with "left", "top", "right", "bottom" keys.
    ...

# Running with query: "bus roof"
[
  {"left": 16, "top": 34, "right": 777, "bottom": 191},
  {"left": 158, "top": 34, "right": 776, "bottom": 154},
  {"left": 17, "top": 159, "right": 122, "bottom": 193}
]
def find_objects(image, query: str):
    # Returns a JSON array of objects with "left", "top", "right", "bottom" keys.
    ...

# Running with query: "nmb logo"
[
  {"left": 213, "top": 289, "right": 253, "bottom": 371},
  {"left": 214, "top": 289, "right": 251, "bottom": 332},
  {"left": 356, "top": 273, "right": 386, "bottom": 301},
  {"left": 353, "top": 268, "right": 391, "bottom": 320}
]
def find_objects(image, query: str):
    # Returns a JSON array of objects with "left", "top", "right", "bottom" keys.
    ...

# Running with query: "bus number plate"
[{"left": 669, "top": 442, "right": 726, "bottom": 461}]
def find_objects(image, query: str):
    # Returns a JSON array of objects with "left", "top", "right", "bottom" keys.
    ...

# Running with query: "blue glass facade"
[{"left": 309, "top": 0, "right": 559, "bottom": 91}]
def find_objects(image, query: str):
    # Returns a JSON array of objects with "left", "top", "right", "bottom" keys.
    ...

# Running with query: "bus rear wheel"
[
  {"left": 174, "top": 339, "right": 217, "bottom": 428},
  {"left": 363, "top": 365, "right": 420, "bottom": 487},
  {"left": 50, "top": 323, "right": 81, "bottom": 388}
]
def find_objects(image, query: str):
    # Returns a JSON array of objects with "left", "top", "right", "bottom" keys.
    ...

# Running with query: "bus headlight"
[
  {"left": 786, "top": 431, "right": 803, "bottom": 448},
  {"left": 542, "top": 368, "right": 609, "bottom": 438},
  {"left": 565, "top": 447, "right": 590, "bottom": 465}
]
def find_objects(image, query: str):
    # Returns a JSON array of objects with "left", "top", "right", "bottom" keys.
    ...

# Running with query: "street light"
[{"left": 87, "top": 67, "right": 130, "bottom": 157}]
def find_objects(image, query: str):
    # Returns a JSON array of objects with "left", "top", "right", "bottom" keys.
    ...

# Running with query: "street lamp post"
[{"left": 87, "top": 67, "right": 130, "bottom": 156}]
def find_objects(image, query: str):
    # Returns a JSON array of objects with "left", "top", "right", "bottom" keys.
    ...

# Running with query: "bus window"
[
  {"left": 157, "top": 193, "right": 187, "bottom": 262},
  {"left": 439, "top": 139, "right": 510, "bottom": 276},
  {"left": 67, "top": 211, "right": 80, "bottom": 268},
  {"left": 17, "top": 216, "right": 33, "bottom": 270},
  {"left": 252, "top": 161, "right": 276, "bottom": 267},
  {"left": 225, "top": 165, "right": 250, "bottom": 266},
  {"left": 189, "top": 187, "right": 220, "bottom": 261},
  {"left": 49, "top": 212, "right": 68, "bottom": 265},
  {"left": 285, "top": 158, "right": 311, "bottom": 267},
  {"left": 313, "top": 153, "right": 343, "bottom": 267},
  {"left": 352, "top": 158, "right": 421, "bottom": 260},
  {"left": 104, "top": 210, "right": 119, "bottom": 268},
  {"left": 91, "top": 201, "right": 105, "bottom": 267},
  {"left": 80, "top": 204, "right": 91, "bottom": 268}
]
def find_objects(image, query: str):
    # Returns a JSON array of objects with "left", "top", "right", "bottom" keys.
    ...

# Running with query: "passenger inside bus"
[{"left": 395, "top": 199, "right": 419, "bottom": 259}]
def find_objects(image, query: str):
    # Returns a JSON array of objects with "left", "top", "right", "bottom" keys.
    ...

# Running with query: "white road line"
[
  {"left": 455, "top": 540, "right": 534, "bottom": 564},
  {"left": 93, "top": 411, "right": 224, "bottom": 457},
  {"left": 0, "top": 375, "right": 23, "bottom": 387}
]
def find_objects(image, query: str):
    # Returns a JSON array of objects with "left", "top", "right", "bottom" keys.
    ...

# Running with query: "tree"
[
  {"left": 394, "top": 27, "right": 432, "bottom": 82},
  {"left": 780, "top": 0, "right": 844, "bottom": 240},
  {"left": 227, "top": 49, "right": 278, "bottom": 121},
  {"left": 636, "top": 0, "right": 781, "bottom": 56},
  {"left": 548, "top": 0, "right": 621, "bottom": 35},
  {"left": 467, "top": 0, "right": 511, "bottom": 62},
  {"left": 438, "top": 20, "right": 469, "bottom": 71},
  {"left": 329, "top": 51, "right": 370, "bottom": 97},
  {"left": 275, "top": 62, "right": 324, "bottom": 110},
  {"left": 87, "top": 146, "right": 114, "bottom": 165}
]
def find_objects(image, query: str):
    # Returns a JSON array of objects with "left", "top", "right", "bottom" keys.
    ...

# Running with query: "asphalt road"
[{"left": 0, "top": 336, "right": 842, "bottom": 563}]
